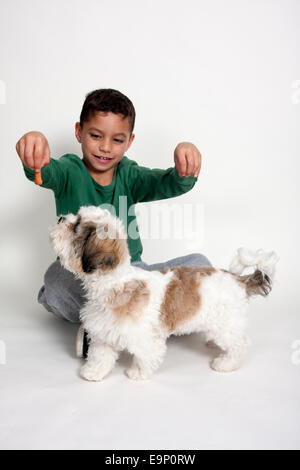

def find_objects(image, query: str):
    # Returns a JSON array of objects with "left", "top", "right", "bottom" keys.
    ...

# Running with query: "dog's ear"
[{"left": 81, "top": 226, "right": 117, "bottom": 274}]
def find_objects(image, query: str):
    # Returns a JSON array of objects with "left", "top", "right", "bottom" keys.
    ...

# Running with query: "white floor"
[{"left": 0, "top": 286, "right": 299, "bottom": 450}]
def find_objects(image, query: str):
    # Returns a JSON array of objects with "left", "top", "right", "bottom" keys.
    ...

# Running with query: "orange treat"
[{"left": 34, "top": 170, "right": 43, "bottom": 185}]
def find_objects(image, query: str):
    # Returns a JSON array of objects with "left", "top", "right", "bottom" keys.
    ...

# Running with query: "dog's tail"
[{"left": 229, "top": 247, "right": 279, "bottom": 297}]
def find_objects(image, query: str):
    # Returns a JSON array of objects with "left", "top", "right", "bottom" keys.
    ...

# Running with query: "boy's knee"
[
  {"left": 44, "top": 260, "right": 82, "bottom": 297},
  {"left": 37, "top": 285, "right": 53, "bottom": 313},
  {"left": 44, "top": 260, "right": 65, "bottom": 287},
  {"left": 189, "top": 253, "right": 212, "bottom": 266},
  {"left": 39, "top": 260, "right": 83, "bottom": 323}
]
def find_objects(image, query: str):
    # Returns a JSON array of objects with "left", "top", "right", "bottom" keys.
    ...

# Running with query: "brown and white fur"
[{"left": 49, "top": 206, "right": 278, "bottom": 381}]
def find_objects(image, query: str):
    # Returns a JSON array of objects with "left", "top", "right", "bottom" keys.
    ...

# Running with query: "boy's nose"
[
  {"left": 58, "top": 216, "right": 66, "bottom": 224},
  {"left": 100, "top": 139, "right": 111, "bottom": 152}
]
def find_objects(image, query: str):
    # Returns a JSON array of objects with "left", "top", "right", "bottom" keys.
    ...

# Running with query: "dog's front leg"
[
  {"left": 80, "top": 340, "right": 119, "bottom": 382},
  {"left": 125, "top": 338, "right": 167, "bottom": 381}
]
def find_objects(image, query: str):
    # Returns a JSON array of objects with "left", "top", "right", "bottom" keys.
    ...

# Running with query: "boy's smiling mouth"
[{"left": 92, "top": 154, "right": 113, "bottom": 163}]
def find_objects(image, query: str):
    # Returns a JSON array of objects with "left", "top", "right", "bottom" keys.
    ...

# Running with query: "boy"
[{"left": 16, "top": 88, "right": 211, "bottom": 358}]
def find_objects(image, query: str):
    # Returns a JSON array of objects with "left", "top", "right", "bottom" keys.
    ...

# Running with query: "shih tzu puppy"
[{"left": 49, "top": 206, "right": 278, "bottom": 381}]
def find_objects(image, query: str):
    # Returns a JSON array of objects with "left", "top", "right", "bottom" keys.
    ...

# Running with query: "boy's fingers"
[
  {"left": 185, "top": 154, "right": 195, "bottom": 176},
  {"left": 33, "top": 142, "right": 50, "bottom": 169},
  {"left": 33, "top": 142, "right": 44, "bottom": 170},
  {"left": 16, "top": 139, "right": 24, "bottom": 160},
  {"left": 176, "top": 155, "right": 187, "bottom": 176},
  {"left": 24, "top": 139, "right": 35, "bottom": 169},
  {"left": 191, "top": 152, "right": 201, "bottom": 177},
  {"left": 42, "top": 145, "right": 50, "bottom": 166},
  {"left": 194, "top": 154, "right": 202, "bottom": 177}
]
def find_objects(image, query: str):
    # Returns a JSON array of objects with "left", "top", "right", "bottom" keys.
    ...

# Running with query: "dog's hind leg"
[
  {"left": 80, "top": 340, "right": 119, "bottom": 381},
  {"left": 126, "top": 337, "right": 167, "bottom": 380},
  {"left": 208, "top": 329, "right": 249, "bottom": 373}
]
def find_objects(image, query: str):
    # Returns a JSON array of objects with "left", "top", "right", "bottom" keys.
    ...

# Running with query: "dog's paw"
[
  {"left": 125, "top": 366, "right": 150, "bottom": 381},
  {"left": 210, "top": 356, "right": 241, "bottom": 373},
  {"left": 80, "top": 363, "right": 110, "bottom": 382}
]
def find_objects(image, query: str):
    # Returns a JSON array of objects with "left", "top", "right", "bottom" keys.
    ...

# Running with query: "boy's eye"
[{"left": 90, "top": 133, "right": 123, "bottom": 143}]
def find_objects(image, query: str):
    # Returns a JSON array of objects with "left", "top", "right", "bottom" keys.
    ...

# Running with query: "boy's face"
[{"left": 75, "top": 111, "right": 135, "bottom": 175}]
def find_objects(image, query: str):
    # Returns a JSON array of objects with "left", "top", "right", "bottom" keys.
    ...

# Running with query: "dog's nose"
[{"left": 58, "top": 216, "right": 66, "bottom": 224}]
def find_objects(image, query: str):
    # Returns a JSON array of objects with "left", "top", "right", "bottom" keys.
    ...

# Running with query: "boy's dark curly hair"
[{"left": 79, "top": 88, "right": 135, "bottom": 136}]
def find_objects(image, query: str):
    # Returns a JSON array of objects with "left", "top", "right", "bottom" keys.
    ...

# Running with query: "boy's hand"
[
  {"left": 174, "top": 142, "right": 202, "bottom": 178},
  {"left": 16, "top": 131, "right": 50, "bottom": 171}
]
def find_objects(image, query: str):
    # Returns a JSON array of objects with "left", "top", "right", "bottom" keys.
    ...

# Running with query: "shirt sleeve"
[
  {"left": 22, "top": 157, "right": 68, "bottom": 197},
  {"left": 129, "top": 161, "right": 198, "bottom": 203}
]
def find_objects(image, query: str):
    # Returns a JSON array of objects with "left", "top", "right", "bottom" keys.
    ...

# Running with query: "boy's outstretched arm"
[
  {"left": 129, "top": 141, "right": 202, "bottom": 204},
  {"left": 174, "top": 142, "right": 201, "bottom": 178}
]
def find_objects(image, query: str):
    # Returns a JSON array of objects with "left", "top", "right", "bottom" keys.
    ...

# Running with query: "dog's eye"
[{"left": 73, "top": 217, "right": 81, "bottom": 233}]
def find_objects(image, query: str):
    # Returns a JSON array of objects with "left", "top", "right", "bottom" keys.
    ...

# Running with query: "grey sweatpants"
[{"left": 38, "top": 253, "right": 212, "bottom": 323}]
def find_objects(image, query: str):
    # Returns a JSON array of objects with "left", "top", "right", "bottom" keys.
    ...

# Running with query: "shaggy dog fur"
[{"left": 49, "top": 206, "right": 278, "bottom": 381}]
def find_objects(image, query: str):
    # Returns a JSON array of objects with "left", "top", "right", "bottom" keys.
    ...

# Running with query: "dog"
[{"left": 49, "top": 205, "right": 278, "bottom": 381}]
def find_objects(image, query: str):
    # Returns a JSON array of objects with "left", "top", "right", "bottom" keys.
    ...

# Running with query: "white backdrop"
[{"left": 0, "top": 0, "right": 299, "bottom": 450}]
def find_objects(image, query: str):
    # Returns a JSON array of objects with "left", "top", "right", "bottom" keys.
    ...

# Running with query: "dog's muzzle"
[{"left": 58, "top": 216, "right": 66, "bottom": 224}]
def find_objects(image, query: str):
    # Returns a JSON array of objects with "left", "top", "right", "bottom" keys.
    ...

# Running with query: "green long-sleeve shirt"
[{"left": 23, "top": 154, "right": 198, "bottom": 262}]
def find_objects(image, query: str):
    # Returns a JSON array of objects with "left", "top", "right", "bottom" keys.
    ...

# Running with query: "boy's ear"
[
  {"left": 75, "top": 122, "right": 82, "bottom": 143},
  {"left": 126, "top": 133, "right": 135, "bottom": 150}
]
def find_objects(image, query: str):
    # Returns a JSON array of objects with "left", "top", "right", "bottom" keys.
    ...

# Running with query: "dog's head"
[{"left": 49, "top": 206, "right": 129, "bottom": 276}]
